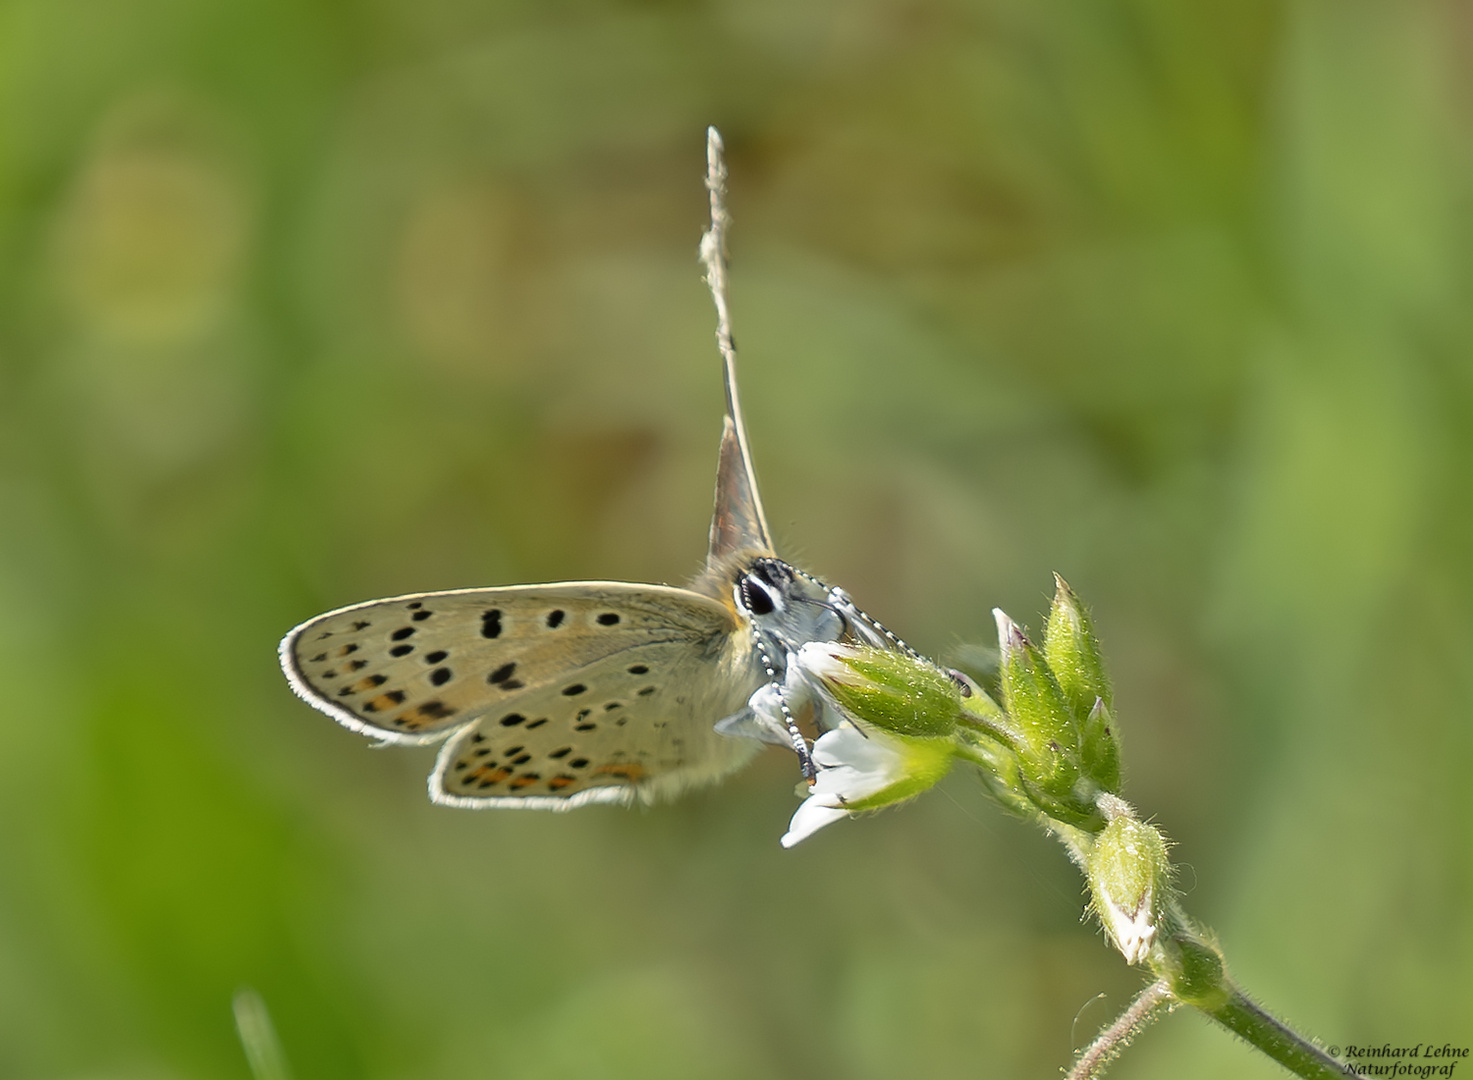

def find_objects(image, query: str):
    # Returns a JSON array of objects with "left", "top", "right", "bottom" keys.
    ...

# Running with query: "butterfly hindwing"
[
  {"left": 280, "top": 582, "right": 764, "bottom": 803},
  {"left": 429, "top": 632, "right": 762, "bottom": 808}
]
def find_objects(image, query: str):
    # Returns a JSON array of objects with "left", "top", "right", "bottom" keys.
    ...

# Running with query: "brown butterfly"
[{"left": 279, "top": 129, "right": 912, "bottom": 810}]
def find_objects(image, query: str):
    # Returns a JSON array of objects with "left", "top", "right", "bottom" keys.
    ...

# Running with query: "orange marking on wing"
[
  {"left": 593, "top": 763, "right": 645, "bottom": 783},
  {"left": 393, "top": 701, "right": 457, "bottom": 729},
  {"left": 548, "top": 776, "right": 576, "bottom": 790},
  {"left": 509, "top": 774, "right": 541, "bottom": 790}
]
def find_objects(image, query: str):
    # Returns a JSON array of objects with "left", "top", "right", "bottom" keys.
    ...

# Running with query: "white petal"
[
  {"left": 794, "top": 641, "right": 861, "bottom": 684},
  {"left": 1102, "top": 892, "right": 1157, "bottom": 965},
  {"left": 812, "top": 723, "right": 901, "bottom": 778},
  {"left": 781, "top": 800, "right": 852, "bottom": 848}
]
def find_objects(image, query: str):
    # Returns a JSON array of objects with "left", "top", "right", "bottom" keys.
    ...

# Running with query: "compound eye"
[{"left": 740, "top": 577, "right": 776, "bottom": 616}]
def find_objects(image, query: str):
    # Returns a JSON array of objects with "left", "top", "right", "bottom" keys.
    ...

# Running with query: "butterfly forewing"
[{"left": 280, "top": 582, "right": 764, "bottom": 803}]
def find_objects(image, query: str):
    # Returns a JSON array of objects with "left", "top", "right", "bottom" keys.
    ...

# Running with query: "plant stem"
[
  {"left": 1067, "top": 979, "right": 1173, "bottom": 1080},
  {"left": 1199, "top": 985, "right": 1359, "bottom": 1080}
]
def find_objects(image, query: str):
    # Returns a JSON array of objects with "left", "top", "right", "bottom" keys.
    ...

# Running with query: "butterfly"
[{"left": 279, "top": 130, "right": 916, "bottom": 811}]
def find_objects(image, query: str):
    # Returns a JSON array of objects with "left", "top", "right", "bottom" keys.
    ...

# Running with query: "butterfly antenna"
[{"left": 701, "top": 126, "right": 775, "bottom": 564}]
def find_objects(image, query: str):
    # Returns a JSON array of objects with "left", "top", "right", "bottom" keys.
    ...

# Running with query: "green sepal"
[
  {"left": 841, "top": 733, "right": 958, "bottom": 811},
  {"left": 811, "top": 646, "right": 961, "bottom": 739},
  {"left": 993, "top": 610, "right": 1097, "bottom": 824},
  {"left": 1087, "top": 815, "right": 1169, "bottom": 964},
  {"left": 956, "top": 731, "right": 1037, "bottom": 820},
  {"left": 1081, "top": 697, "right": 1122, "bottom": 794},
  {"left": 1161, "top": 928, "right": 1228, "bottom": 1010},
  {"left": 953, "top": 669, "right": 1026, "bottom": 748},
  {"left": 994, "top": 611, "right": 1076, "bottom": 752},
  {"left": 1044, "top": 574, "right": 1113, "bottom": 718}
]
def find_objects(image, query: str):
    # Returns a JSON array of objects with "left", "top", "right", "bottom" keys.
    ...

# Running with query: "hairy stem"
[
  {"left": 1200, "top": 985, "right": 1360, "bottom": 1080},
  {"left": 1067, "top": 979, "right": 1173, "bottom": 1080}
]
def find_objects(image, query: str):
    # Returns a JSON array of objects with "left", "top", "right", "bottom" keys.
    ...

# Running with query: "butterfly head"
[
  {"left": 734, "top": 556, "right": 914, "bottom": 657},
  {"left": 732, "top": 558, "right": 837, "bottom": 646}
]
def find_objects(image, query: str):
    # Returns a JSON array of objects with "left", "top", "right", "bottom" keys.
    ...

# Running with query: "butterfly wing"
[{"left": 280, "top": 583, "right": 763, "bottom": 807}]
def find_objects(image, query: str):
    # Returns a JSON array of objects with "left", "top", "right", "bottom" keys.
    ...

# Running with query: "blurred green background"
[{"left": 1, "top": 0, "right": 1469, "bottom": 1077}]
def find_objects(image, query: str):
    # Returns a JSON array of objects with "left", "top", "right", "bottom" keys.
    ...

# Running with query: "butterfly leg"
[
  {"left": 747, "top": 630, "right": 817, "bottom": 780},
  {"left": 751, "top": 675, "right": 818, "bottom": 780},
  {"left": 774, "top": 683, "right": 816, "bottom": 781}
]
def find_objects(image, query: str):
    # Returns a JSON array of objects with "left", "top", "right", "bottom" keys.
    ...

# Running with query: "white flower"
[
  {"left": 1099, "top": 886, "right": 1157, "bottom": 966},
  {"left": 780, "top": 721, "right": 911, "bottom": 848},
  {"left": 1088, "top": 814, "right": 1168, "bottom": 966},
  {"left": 734, "top": 641, "right": 958, "bottom": 847}
]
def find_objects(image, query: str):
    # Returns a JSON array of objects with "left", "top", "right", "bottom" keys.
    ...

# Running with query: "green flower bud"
[
  {"left": 994, "top": 609, "right": 1076, "bottom": 752},
  {"left": 797, "top": 642, "right": 960, "bottom": 739},
  {"left": 1088, "top": 812, "right": 1169, "bottom": 965},
  {"left": 1045, "top": 576, "right": 1122, "bottom": 794},
  {"left": 1044, "top": 574, "right": 1112, "bottom": 717},
  {"left": 1081, "top": 697, "right": 1122, "bottom": 794},
  {"left": 993, "top": 609, "right": 1099, "bottom": 826}
]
